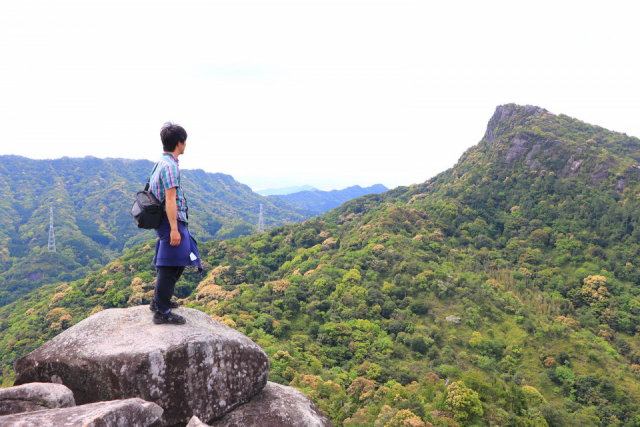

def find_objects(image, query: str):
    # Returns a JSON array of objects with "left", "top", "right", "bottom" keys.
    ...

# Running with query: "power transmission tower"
[
  {"left": 257, "top": 203, "right": 265, "bottom": 233},
  {"left": 48, "top": 207, "right": 56, "bottom": 252}
]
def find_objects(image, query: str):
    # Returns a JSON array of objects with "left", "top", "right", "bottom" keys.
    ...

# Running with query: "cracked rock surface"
[
  {"left": 211, "top": 381, "right": 334, "bottom": 427},
  {"left": 0, "top": 398, "right": 162, "bottom": 427},
  {"left": 14, "top": 306, "right": 270, "bottom": 426},
  {"left": 0, "top": 382, "right": 75, "bottom": 415}
]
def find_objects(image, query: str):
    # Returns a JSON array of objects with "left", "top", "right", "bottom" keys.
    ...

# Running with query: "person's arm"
[{"left": 165, "top": 187, "right": 181, "bottom": 246}]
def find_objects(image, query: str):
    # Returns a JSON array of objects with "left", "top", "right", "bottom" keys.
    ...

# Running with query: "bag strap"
[{"left": 144, "top": 162, "right": 160, "bottom": 191}]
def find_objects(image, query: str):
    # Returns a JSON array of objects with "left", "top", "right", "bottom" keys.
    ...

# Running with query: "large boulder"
[
  {"left": 0, "top": 382, "right": 75, "bottom": 415},
  {"left": 0, "top": 397, "right": 162, "bottom": 427},
  {"left": 211, "top": 381, "right": 334, "bottom": 427},
  {"left": 14, "top": 306, "right": 270, "bottom": 426}
]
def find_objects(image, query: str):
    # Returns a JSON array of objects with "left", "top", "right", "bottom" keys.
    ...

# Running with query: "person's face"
[{"left": 178, "top": 140, "right": 187, "bottom": 155}]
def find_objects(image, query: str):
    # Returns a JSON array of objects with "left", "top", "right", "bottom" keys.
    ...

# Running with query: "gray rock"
[
  {"left": 562, "top": 155, "right": 584, "bottom": 176},
  {"left": 211, "top": 381, "right": 334, "bottom": 427},
  {"left": 590, "top": 163, "right": 610, "bottom": 185},
  {"left": 528, "top": 159, "right": 542, "bottom": 171},
  {"left": 525, "top": 143, "right": 541, "bottom": 160},
  {"left": 505, "top": 133, "right": 529, "bottom": 164},
  {"left": 188, "top": 415, "right": 212, "bottom": 426},
  {"left": 0, "top": 382, "right": 75, "bottom": 415},
  {"left": 0, "top": 397, "right": 162, "bottom": 427},
  {"left": 570, "top": 159, "right": 584, "bottom": 173},
  {"left": 14, "top": 306, "right": 270, "bottom": 426},
  {"left": 485, "top": 105, "right": 518, "bottom": 144},
  {"left": 484, "top": 104, "right": 549, "bottom": 144},
  {"left": 523, "top": 105, "right": 547, "bottom": 115}
]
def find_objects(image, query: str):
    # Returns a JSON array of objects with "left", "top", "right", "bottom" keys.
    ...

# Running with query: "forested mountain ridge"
[
  {"left": 0, "top": 156, "right": 313, "bottom": 306},
  {"left": 270, "top": 184, "right": 389, "bottom": 213},
  {"left": 3, "top": 105, "right": 640, "bottom": 426}
]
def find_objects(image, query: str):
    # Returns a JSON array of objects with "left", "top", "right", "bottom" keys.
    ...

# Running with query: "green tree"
[
  {"left": 384, "top": 409, "right": 425, "bottom": 427},
  {"left": 444, "top": 381, "right": 483, "bottom": 424}
]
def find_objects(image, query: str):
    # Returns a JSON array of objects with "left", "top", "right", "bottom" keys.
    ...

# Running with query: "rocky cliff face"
[{"left": 483, "top": 104, "right": 548, "bottom": 145}]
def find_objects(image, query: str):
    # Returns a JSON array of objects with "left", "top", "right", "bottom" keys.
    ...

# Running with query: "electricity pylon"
[
  {"left": 48, "top": 207, "right": 56, "bottom": 252},
  {"left": 257, "top": 204, "right": 265, "bottom": 233}
]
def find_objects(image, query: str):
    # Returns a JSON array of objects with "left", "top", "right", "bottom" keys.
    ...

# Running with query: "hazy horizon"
[{"left": 1, "top": 1, "right": 638, "bottom": 191}]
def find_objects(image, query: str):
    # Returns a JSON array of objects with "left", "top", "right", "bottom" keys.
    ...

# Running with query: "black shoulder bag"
[{"left": 130, "top": 163, "right": 164, "bottom": 229}]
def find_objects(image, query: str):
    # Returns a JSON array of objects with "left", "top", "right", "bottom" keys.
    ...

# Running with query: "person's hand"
[{"left": 170, "top": 229, "right": 181, "bottom": 246}]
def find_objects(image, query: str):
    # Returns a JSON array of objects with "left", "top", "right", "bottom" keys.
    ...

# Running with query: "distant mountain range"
[
  {"left": 0, "top": 156, "right": 313, "bottom": 305},
  {"left": 269, "top": 184, "right": 388, "bottom": 213},
  {"left": 255, "top": 185, "right": 318, "bottom": 196}
]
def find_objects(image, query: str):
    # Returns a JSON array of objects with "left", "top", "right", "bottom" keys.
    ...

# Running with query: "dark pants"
[{"left": 155, "top": 266, "right": 185, "bottom": 313}]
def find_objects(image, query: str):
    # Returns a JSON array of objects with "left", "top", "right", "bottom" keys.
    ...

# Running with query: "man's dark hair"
[{"left": 160, "top": 122, "right": 188, "bottom": 152}]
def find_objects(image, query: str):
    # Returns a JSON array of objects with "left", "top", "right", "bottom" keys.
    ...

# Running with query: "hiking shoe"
[
  {"left": 149, "top": 299, "right": 180, "bottom": 312},
  {"left": 152, "top": 310, "right": 186, "bottom": 325}
]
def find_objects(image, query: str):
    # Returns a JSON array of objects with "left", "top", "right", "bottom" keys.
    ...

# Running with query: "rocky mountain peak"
[
  {"left": 452, "top": 104, "right": 640, "bottom": 194},
  {"left": 484, "top": 103, "right": 550, "bottom": 145}
]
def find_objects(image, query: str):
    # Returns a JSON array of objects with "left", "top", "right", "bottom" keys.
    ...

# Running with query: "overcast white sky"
[{"left": 1, "top": 1, "right": 638, "bottom": 191}]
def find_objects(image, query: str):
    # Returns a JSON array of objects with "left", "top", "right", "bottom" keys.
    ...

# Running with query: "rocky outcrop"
[
  {"left": 0, "top": 398, "right": 162, "bottom": 427},
  {"left": 0, "top": 382, "right": 75, "bottom": 415},
  {"left": 590, "top": 163, "right": 610, "bottom": 184},
  {"left": 485, "top": 104, "right": 548, "bottom": 144},
  {"left": 14, "top": 306, "right": 270, "bottom": 426},
  {"left": 505, "top": 132, "right": 530, "bottom": 164},
  {"left": 211, "top": 381, "right": 335, "bottom": 427},
  {"left": 525, "top": 142, "right": 543, "bottom": 171},
  {"left": 562, "top": 155, "right": 585, "bottom": 176}
]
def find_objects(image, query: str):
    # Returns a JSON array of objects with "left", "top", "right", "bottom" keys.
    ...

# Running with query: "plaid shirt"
[{"left": 149, "top": 153, "right": 188, "bottom": 223}]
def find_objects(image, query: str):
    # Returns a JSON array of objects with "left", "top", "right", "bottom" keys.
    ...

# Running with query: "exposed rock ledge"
[
  {"left": 14, "top": 306, "right": 270, "bottom": 426},
  {"left": 0, "top": 382, "right": 75, "bottom": 415},
  {"left": 204, "top": 381, "right": 334, "bottom": 427},
  {"left": 0, "top": 398, "right": 162, "bottom": 427}
]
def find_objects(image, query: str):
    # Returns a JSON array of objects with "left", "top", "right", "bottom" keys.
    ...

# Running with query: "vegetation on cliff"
[{"left": 3, "top": 105, "right": 640, "bottom": 426}]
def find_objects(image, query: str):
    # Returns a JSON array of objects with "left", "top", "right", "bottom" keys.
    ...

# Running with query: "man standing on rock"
[{"left": 148, "top": 122, "right": 202, "bottom": 325}]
